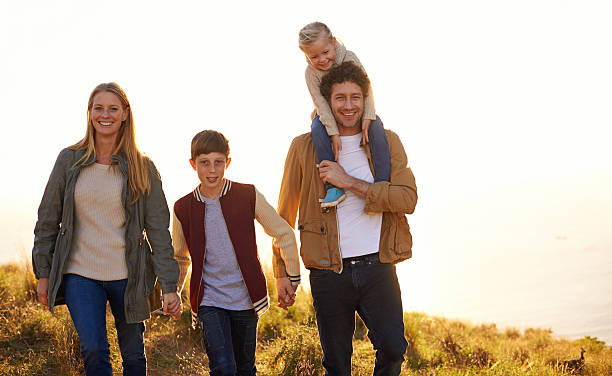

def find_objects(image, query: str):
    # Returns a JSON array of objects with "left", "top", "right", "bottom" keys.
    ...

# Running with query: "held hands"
[
  {"left": 330, "top": 134, "right": 342, "bottom": 162},
  {"left": 275, "top": 277, "right": 297, "bottom": 310},
  {"left": 36, "top": 277, "right": 49, "bottom": 306},
  {"left": 361, "top": 118, "right": 372, "bottom": 145},
  {"left": 161, "top": 292, "right": 182, "bottom": 320}
]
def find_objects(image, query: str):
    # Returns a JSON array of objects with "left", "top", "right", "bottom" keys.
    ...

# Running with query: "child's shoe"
[{"left": 320, "top": 188, "right": 346, "bottom": 208}]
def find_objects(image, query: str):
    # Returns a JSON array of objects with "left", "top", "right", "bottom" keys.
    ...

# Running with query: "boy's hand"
[
  {"left": 275, "top": 277, "right": 296, "bottom": 310},
  {"left": 161, "top": 292, "right": 182, "bottom": 320},
  {"left": 361, "top": 118, "right": 372, "bottom": 145},
  {"left": 331, "top": 135, "right": 342, "bottom": 161}
]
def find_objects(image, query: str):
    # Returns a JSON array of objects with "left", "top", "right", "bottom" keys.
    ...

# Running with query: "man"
[{"left": 274, "top": 61, "right": 418, "bottom": 375}]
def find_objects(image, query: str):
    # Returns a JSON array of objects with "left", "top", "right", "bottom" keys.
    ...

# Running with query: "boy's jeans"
[
  {"left": 197, "top": 305, "right": 258, "bottom": 376},
  {"left": 309, "top": 254, "right": 407, "bottom": 376},
  {"left": 63, "top": 273, "right": 146, "bottom": 376},
  {"left": 311, "top": 115, "right": 391, "bottom": 191}
]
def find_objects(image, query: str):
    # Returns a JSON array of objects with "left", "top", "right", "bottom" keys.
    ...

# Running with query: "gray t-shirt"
[{"left": 200, "top": 196, "right": 253, "bottom": 310}]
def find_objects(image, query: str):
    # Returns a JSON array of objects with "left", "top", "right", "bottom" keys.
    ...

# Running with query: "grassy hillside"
[{"left": 1, "top": 262, "right": 610, "bottom": 375}]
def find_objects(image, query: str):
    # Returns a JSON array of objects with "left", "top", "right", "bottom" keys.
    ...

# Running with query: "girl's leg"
[
  {"left": 368, "top": 116, "right": 391, "bottom": 182},
  {"left": 311, "top": 115, "right": 336, "bottom": 191},
  {"left": 63, "top": 273, "right": 113, "bottom": 376},
  {"left": 312, "top": 115, "right": 347, "bottom": 207},
  {"left": 229, "top": 309, "right": 258, "bottom": 376},
  {"left": 197, "top": 306, "right": 237, "bottom": 376},
  {"left": 107, "top": 279, "right": 146, "bottom": 376}
]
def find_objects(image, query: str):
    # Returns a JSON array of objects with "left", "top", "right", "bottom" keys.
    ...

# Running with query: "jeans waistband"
[{"left": 342, "top": 252, "right": 380, "bottom": 265}]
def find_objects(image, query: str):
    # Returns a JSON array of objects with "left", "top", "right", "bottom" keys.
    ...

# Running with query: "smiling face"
[
  {"left": 330, "top": 81, "right": 364, "bottom": 135},
  {"left": 190, "top": 152, "right": 231, "bottom": 198},
  {"left": 303, "top": 37, "right": 337, "bottom": 72},
  {"left": 90, "top": 91, "right": 128, "bottom": 142}
]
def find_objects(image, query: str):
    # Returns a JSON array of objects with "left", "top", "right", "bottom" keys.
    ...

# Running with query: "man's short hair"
[
  {"left": 319, "top": 61, "right": 370, "bottom": 103},
  {"left": 190, "top": 130, "right": 230, "bottom": 160}
]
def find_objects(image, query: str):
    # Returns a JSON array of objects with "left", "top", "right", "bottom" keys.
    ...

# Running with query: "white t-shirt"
[{"left": 337, "top": 133, "right": 383, "bottom": 258}]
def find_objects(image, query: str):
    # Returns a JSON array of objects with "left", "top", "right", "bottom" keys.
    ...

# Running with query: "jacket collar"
[
  {"left": 110, "top": 154, "right": 129, "bottom": 175},
  {"left": 193, "top": 179, "right": 232, "bottom": 202}
]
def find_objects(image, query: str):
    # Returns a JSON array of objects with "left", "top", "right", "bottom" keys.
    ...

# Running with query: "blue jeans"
[
  {"left": 63, "top": 273, "right": 146, "bottom": 376},
  {"left": 197, "top": 305, "right": 258, "bottom": 376},
  {"left": 309, "top": 254, "right": 407, "bottom": 375},
  {"left": 311, "top": 115, "right": 391, "bottom": 191}
]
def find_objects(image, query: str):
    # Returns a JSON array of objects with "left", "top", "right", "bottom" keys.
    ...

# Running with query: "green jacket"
[{"left": 32, "top": 148, "right": 179, "bottom": 324}]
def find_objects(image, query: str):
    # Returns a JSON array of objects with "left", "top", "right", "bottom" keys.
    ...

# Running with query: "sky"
[{"left": 1, "top": 0, "right": 611, "bottom": 341}]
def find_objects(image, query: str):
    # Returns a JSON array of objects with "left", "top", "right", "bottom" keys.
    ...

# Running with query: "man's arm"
[
  {"left": 364, "top": 130, "right": 417, "bottom": 214},
  {"left": 319, "top": 130, "right": 417, "bottom": 214},
  {"left": 318, "top": 160, "right": 370, "bottom": 198}
]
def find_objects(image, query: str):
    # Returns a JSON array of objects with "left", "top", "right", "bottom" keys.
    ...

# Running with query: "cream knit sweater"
[
  {"left": 64, "top": 163, "right": 128, "bottom": 281},
  {"left": 305, "top": 42, "right": 377, "bottom": 136}
]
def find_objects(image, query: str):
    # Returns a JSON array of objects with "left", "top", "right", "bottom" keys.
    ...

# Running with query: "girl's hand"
[
  {"left": 37, "top": 277, "right": 49, "bottom": 306},
  {"left": 361, "top": 118, "right": 372, "bottom": 145},
  {"left": 331, "top": 134, "right": 342, "bottom": 161}
]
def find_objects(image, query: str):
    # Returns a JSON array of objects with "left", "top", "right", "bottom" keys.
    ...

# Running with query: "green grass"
[{"left": 1, "top": 262, "right": 610, "bottom": 375}]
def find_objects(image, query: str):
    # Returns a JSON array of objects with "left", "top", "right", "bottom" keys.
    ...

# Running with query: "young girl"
[{"left": 299, "top": 21, "right": 390, "bottom": 207}]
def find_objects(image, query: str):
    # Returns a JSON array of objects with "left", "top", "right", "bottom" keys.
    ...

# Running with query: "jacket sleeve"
[
  {"left": 171, "top": 210, "right": 191, "bottom": 294},
  {"left": 272, "top": 137, "right": 304, "bottom": 278},
  {"left": 32, "top": 149, "right": 70, "bottom": 279},
  {"left": 143, "top": 161, "right": 179, "bottom": 294},
  {"left": 364, "top": 130, "right": 417, "bottom": 214},
  {"left": 306, "top": 68, "right": 339, "bottom": 136},
  {"left": 254, "top": 188, "right": 300, "bottom": 285},
  {"left": 344, "top": 51, "right": 376, "bottom": 121}
]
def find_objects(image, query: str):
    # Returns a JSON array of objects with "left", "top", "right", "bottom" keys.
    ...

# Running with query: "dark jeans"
[
  {"left": 309, "top": 253, "right": 407, "bottom": 376},
  {"left": 311, "top": 114, "right": 391, "bottom": 191},
  {"left": 197, "top": 305, "right": 258, "bottom": 376},
  {"left": 63, "top": 273, "right": 146, "bottom": 376}
]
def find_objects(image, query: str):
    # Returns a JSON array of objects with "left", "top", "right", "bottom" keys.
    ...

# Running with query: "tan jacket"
[
  {"left": 273, "top": 130, "right": 417, "bottom": 275},
  {"left": 305, "top": 43, "right": 377, "bottom": 136}
]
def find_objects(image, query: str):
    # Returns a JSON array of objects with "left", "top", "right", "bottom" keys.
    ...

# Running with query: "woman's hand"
[
  {"left": 37, "top": 277, "right": 49, "bottom": 306},
  {"left": 161, "top": 292, "right": 182, "bottom": 320}
]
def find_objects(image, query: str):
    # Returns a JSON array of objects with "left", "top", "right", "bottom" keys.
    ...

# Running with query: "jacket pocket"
[
  {"left": 394, "top": 214, "right": 413, "bottom": 258},
  {"left": 142, "top": 240, "right": 156, "bottom": 294},
  {"left": 297, "top": 221, "right": 329, "bottom": 267}
]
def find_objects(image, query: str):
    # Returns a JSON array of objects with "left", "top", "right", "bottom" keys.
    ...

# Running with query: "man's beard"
[{"left": 336, "top": 115, "right": 363, "bottom": 130}]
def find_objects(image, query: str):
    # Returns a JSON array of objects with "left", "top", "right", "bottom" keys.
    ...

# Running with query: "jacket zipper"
[{"left": 335, "top": 208, "right": 343, "bottom": 274}]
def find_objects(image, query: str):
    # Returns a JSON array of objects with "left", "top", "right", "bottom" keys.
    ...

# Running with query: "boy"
[{"left": 173, "top": 130, "right": 300, "bottom": 376}]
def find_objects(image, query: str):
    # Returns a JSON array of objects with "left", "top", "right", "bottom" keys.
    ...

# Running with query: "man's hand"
[
  {"left": 161, "top": 292, "right": 182, "bottom": 320},
  {"left": 361, "top": 118, "right": 372, "bottom": 145},
  {"left": 330, "top": 135, "right": 342, "bottom": 161},
  {"left": 319, "top": 160, "right": 370, "bottom": 198},
  {"left": 37, "top": 277, "right": 49, "bottom": 306},
  {"left": 276, "top": 277, "right": 296, "bottom": 310}
]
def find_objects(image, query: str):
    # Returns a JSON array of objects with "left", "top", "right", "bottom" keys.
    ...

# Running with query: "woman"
[{"left": 32, "top": 82, "right": 182, "bottom": 375}]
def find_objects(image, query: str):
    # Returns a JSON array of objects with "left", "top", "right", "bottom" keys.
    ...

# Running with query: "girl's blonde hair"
[
  {"left": 69, "top": 82, "right": 151, "bottom": 203},
  {"left": 298, "top": 22, "right": 334, "bottom": 52}
]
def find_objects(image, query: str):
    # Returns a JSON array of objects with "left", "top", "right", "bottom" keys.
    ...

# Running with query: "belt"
[{"left": 342, "top": 252, "right": 380, "bottom": 265}]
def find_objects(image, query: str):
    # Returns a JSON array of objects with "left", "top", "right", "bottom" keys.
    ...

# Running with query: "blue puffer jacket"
[{"left": 32, "top": 148, "right": 179, "bottom": 324}]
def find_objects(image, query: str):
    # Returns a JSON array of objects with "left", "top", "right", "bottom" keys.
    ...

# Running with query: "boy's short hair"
[
  {"left": 191, "top": 130, "right": 230, "bottom": 160},
  {"left": 319, "top": 61, "right": 370, "bottom": 103}
]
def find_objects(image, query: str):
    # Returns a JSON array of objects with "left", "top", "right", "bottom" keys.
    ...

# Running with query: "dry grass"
[{"left": 1, "top": 262, "right": 610, "bottom": 375}]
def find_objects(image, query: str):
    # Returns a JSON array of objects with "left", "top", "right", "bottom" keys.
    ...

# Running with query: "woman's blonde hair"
[
  {"left": 298, "top": 21, "right": 334, "bottom": 52},
  {"left": 69, "top": 82, "right": 151, "bottom": 203}
]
